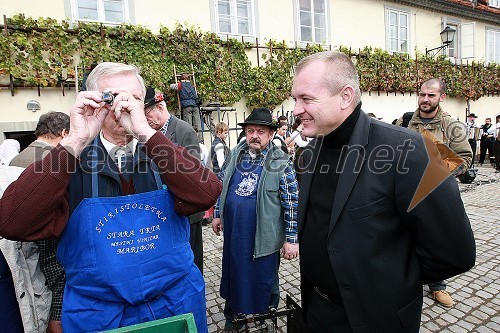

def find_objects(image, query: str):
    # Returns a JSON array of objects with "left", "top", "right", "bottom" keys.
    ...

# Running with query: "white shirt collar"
[{"left": 99, "top": 132, "right": 138, "bottom": 157}]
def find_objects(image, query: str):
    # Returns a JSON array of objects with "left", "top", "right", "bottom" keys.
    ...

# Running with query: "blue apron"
[
  {"left": 220, "top": 160, "right": 279, "bottom": 315},
  {"left": 57, "top": 149, "right": 207, "bottom": 333}
]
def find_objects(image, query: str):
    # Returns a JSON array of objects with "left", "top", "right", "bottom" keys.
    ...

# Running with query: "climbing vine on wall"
[{"left": 0, "top": 14, "right": 498, "bottom": 111}]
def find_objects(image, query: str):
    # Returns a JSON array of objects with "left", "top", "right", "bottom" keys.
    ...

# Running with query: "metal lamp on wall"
[
  {"left": 27, "top": 100, "right": 41, "bottom": 112},
  {"left": 425, "top": 26, "right": 456, "bottom": 58}
]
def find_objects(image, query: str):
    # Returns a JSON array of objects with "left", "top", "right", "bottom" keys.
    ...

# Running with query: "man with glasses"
[{"left": 143, "top": 87, "right": 206, "bottom": 274}]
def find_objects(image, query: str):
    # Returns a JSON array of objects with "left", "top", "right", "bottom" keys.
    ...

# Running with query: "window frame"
[
  {"left": 489, "top": 0, "right": 500, "bottom": 9},
  {"left": 70, "top": 0, "right": 130, "bottom": 25},
  {"left": 214, "top": 0, "right": 256, "bottom": 37},
  {"left": 385, "top": 6, "right": 410, "bottom": 54},
  {"left": 296, "top": 0, "right": 329, "bottom": 44},
  {"left": 486, "top": 27, "right": 500, "bottom": 64}
]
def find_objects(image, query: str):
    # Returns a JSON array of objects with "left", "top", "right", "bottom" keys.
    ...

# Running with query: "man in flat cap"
[{"left": 212, "top": 107, "right": 299, "bottom": 332}]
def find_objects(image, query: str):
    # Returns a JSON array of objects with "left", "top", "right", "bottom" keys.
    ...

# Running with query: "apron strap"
[
  {"left": 91, "top": 138, "right": 99, "bottom": 198},
  {"left": 90, "top": 138, "right": 165, "bottom": 197},
  {"left": 149, "top": 158, "right": 166, "bottom": 190}
]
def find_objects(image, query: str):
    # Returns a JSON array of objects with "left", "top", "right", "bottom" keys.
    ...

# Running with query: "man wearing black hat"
[
  {"left": 466, "top": 113, "right": 479, "bottom": 165},
  {"left": 211, "top": 107, "right": 299, "bottom": 332},
  {"left": 144, "top": 87, "right": 206, "bottom": 273}
]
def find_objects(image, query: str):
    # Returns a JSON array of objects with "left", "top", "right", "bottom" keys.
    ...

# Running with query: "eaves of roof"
[{"left": 387, "top": 0, "right": 500, "bottom": 26}]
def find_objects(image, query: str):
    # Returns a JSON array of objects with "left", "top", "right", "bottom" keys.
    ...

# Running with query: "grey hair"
[
  {"left": 295, "top": 51, "right": 361, "bottom": 105},
  {"left": 85, "top": 62, "right": 146, "bottom": 98}
]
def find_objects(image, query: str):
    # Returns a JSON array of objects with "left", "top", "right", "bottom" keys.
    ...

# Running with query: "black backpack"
[
  {"left": 399, "top": 111, "right": 477, "bottom": 184},
  {"left": 400, "top": 112, "right": 413, "bottom": 128}
]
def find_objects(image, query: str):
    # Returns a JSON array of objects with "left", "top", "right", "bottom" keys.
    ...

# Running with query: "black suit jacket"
[
  {"left": 162, "top": 116, "right": 204, "bottom": 224},
  {"left": 298, "top": 110, "right": 475, "bottom": 332}
]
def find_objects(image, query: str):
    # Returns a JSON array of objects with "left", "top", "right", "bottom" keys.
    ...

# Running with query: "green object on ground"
[{"left": 101, "top": 313, "right": 198, "bottom": 333}]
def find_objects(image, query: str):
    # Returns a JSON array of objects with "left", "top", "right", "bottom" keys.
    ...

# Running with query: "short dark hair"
[
  {"left": 34, "top": 111, "right": 70, "bottom": 138},
  {"left": 421, "top": 78, "right": 446, "bottom": 94},
  {"left": 291, "top": 117, "right": 302, "bottom": 132}
]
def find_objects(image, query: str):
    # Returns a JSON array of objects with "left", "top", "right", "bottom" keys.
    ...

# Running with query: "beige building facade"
[{"left": 1, "top": 0, "right": 499, "bottom": 146}]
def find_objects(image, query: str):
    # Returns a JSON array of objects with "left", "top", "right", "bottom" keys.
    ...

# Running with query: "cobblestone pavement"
[{"left": 203, "top": 165, "right": 500, "bottom": 332}]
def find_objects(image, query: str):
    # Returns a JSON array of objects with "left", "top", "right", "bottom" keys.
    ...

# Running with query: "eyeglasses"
[{"left": 145, "top": 105, "right": 156, "bottom": 116}]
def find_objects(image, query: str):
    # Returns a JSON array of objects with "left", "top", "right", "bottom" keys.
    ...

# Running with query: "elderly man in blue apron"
[
  {"left": 212, "top": 108, "right": 300, "bottom": 332},
  {"left": 0, "top": 62, "right": 222, "bottom": 333}
]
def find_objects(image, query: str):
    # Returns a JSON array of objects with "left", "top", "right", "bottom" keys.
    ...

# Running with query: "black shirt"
[{"left": 301, "top": 106, "right": 360, "bottom": 303}]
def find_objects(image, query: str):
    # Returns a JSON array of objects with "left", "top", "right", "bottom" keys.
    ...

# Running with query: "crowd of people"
[{"left": 1, "top": 51, "right": 495, "bottom": 333}]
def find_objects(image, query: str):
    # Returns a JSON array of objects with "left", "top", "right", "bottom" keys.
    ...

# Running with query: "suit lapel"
[
  {"left": 297, "top": 137, "right": 322, "bottom": 235},
  {"left": 164, "top": 116, "right": 177, "bottom": 141},
  {"left": 327, "top": 111, "right": 370, "bottom": 237}
]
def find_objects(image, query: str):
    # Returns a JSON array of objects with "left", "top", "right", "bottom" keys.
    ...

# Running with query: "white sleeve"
[
  {"left": 291, "top": 130, "right": 309, "bottom": 148},
  {"left": 214, "top": 143, "right": 226, "bottom": 168},
  {"left": 272, "top": 138, "right": 282, "bottom": 147},
  {"left": 199, "top": 144, "right": 209, "bottom": 166}
]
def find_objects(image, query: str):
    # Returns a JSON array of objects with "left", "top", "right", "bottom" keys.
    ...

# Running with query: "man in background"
[
  {"left": 465, "top": 113, "right": 479, "bottom": 166},
  {"left": 170, "top": 73, "right": 202, "bottom": 138},
  {"left": 144, "top": 87, "right": 205, "bottom": 273},
  {"left": 212, "top": 108, "right": 299, "bottom": 332},
  {"left": 396, "top": 78, "right": 472, "bottom": 308},
  {"left": 479, "top": 117, "right": 495, "bottom": 166},
  {"left": 10, "top": 111, "right": 70, "bottom": 333}
]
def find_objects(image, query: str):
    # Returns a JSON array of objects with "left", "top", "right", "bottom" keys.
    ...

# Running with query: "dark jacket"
[
  {"left": 210, "top": 136, "right": 229, "bottom": 175},
  {"left": 178, "top": 81, "right": 198, "bottom": 108},
  {"left": 298, "top": 110, "right": 476, "bottom": 332},
  {"left": 161, "top": 116, "right": 204, "bottom": 224},
  {"left": 67, "top": 138, "right": 164, "bottom": 215}
]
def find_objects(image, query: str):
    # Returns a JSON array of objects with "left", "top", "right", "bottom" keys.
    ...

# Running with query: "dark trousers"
[
  {"left": 0, "top": 252, "right": 24, "bottom": 333},
  {"left": 306, "top": 287, "right": 353, "bottom": 333},
  {"left": 189, "top": 220, "right": 203, "bottom": 274},
  {"left": 468, "top": 139, "right": 477, "bottom": 165},
  {"left": 479, "top": 139, "right": 494, "bottom": 164},
  {"left": 495, "top": 140, "right": 500, "bottom": 170},
  {"left": 428, "top": 280, "right": 446, "bottom": 291}
]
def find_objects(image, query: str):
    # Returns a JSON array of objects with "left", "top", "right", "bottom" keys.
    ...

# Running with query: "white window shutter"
[{"left": 461, "top": 22, "right": 474, "bottom": 59}]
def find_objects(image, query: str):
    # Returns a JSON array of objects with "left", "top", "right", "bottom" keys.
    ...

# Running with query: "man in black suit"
[
  {"left": 144, "top": 88, "right": 205, "bottom": 273},
  {"left": 291, "top": 51, "right": 476, "bottom": 332}
]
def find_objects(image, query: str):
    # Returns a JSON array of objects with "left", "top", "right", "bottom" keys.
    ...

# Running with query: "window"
[
  {"left": 71, "top": 0, "right": 128, "bottom": 24},
  {"left": 386, "top": 8, "right": 409, "bottom": 53},
  {"left": 216, "top": 0, "right": 254, "bottom": 36},
  {"left": 446, "top": 23, "right": 459, "bottom": 58},
  {"left": 486, "top": 28, "right": 500, "bottom": 64},
  {"left": 489, "top": 0, "right": 500, "bottom": 9},
  {"left": 298, "top": 0, "right": 327, "bottom": 43}
]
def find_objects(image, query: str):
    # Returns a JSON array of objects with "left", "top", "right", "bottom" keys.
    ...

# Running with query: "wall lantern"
[
  {"left": 27, "top": 100, "right": 41, "bottom": 112},
  {"left": 425, "top": 26, "right": 456, "bottom": 58}
]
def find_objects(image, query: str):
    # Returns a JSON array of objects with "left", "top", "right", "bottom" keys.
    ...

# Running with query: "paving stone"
[
  {"left": 448, "top": 324, "right": 467, "bottom": 333},
  {"left": 456, "top": 319, "right": 475, "bottom": 331},
  {"left": 476, "top": 326, "right": 495, "bottom": 333},
  {"left": 486, "top": 322, "right": 500, "bottom": 331}
]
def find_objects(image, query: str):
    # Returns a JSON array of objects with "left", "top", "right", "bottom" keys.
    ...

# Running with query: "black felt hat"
[
  {"left": 144, "top": 87, "right": 165, "bottom": 108},
  {"left": 468, "top": 113, "right": 478, "bottom": 118},
  {"left": 238, "top": 107, "right": 278, "bottom": 129}
]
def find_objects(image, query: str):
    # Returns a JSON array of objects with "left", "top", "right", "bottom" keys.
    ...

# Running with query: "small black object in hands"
[{"left": 102, "top": 91, "right": 117, "bottom": 105}]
